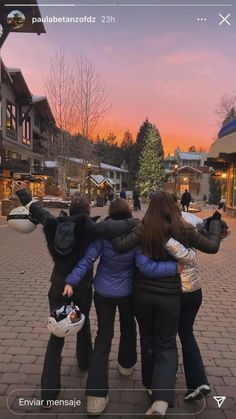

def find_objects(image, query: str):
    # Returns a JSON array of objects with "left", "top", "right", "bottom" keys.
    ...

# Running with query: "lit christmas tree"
[{"left": 137, "top": 124, "right": 165, "bottom": 196}]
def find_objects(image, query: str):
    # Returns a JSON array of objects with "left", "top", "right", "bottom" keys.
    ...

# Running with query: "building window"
[
  {"left": 116, "top": 183, "right": 120, "bottom": 190},
  {"left": 6, "top": 101, "right": 17, "bottom": 138},
  {"left": 110, "top": 171, "right": 114, "bottom": 178},
  {"left": 22, "top": 114, "right": 31, "bottom": 145},
  {"left": 116, "top": 172, "right": 120, "bottom": 179}
]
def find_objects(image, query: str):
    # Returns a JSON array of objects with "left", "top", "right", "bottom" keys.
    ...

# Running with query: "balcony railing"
[
  {"left": 31, "top": 166, "right": 54, "bottom": 177},
  {"left": 0, "top": 158, "right": 30, "bottom": 173}
]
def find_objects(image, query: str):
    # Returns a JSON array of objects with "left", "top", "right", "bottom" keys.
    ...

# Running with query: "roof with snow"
[
  {"left": 45, "top": 161, "right": 58, "bottom": 168},
  {"left": 32, "top": 95, "right": 46, "bottom": 103},
  {"left": 53, "top": 158, "right": 127, "bottom": 173},
  {"left": 107, "top": 177, "right": 115, "bottom": 186},
  {"left": 177, "top": 165, "right": 203, "bottom": 174},
  {"left": 8, "top": 68, "right": 31, "bottom": 102},
  {"left": 178, "top": 152, "right": 208, "bottom": 161},
  {"left": 90, "top": 175, "right": 105, "bottom": 186},
  {"left": 166, "top": 165, "right": 209, "bottom": 175},
  {"left": 99, "top": 163, "right": 128, "bottom": 173},
  {"left": 89, "top": 175, "right": 115, "bottom": 187}
]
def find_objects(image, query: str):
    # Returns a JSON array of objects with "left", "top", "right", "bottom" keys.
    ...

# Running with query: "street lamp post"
[
  {"left": 66, "top": 177, "right": 71, "bottom": 198},
  {"left": 87, "top": 163, "right": 92, "bottom": 203},
  {"left": 221, "top": 172, "right": 227, "bottom": 199},
  {"left": 174, "top": 164, "right": 178, "bottom": 194}
]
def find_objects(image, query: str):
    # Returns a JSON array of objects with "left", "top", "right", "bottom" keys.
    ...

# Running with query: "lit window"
[
  {"left": 22, "top": 114, "right": 31, "bottom": 145},
  {"left": 6, "top": 101, "right": 17, "bottom": 137}
]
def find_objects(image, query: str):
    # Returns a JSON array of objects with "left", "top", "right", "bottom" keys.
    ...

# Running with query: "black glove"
[{"left": 15, "top": 189, "right": 32, "bottom": 206}]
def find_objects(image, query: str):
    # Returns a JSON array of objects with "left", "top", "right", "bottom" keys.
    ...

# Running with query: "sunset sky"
[{"left": 1, "top": 1, "right": 235, "bottom": 154}]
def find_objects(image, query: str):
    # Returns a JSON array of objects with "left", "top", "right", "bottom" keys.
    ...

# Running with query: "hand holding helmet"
[
  {"left": 47, "top": 301, "right": 85, "bottom": 338},
  {"left": 63, "top": 284, "right": 74, "bottom": 298}
]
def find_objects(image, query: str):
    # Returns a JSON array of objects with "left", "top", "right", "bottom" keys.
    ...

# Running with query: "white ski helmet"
[
  {"left": 7, "top": 206, "right": 37, "bottom": 234},
  {"left": 47, "top": 303, "right": 85, "bottom": 338}
]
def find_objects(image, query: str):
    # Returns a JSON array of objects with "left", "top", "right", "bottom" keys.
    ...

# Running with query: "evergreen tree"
[
  {"left": 129, "top": 119, "right": 164, "bottom": 188},
  {"left": 137, "top": 125, "right": 165, "bottom": 196}
]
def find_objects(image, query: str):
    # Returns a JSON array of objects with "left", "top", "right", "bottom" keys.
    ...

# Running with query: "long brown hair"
[
  {"left": 109, "top": 198, "right": 132, "bottom": 220},
  {"left": 141, "top": 191, "right": 183, "bottom": 259},
  {"left": 69, "top": 196, "right": 90, "bottom": 216}
]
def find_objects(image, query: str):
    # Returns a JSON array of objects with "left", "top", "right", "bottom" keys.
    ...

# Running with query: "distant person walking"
[
  {"left": 108, "top": 190, "right": 114, "bottom": 203},
  {"left": 133, "top": 190, "right": 141, "bottom": 211},
  {"left": 181, "top": 189, "right": 191, "bottom": 212},
  {"left": 120, "top": 189, "right": 127, "bottom": 200},
  {"left": 203, "top": 194, "right": 207, "bottom": 206}
]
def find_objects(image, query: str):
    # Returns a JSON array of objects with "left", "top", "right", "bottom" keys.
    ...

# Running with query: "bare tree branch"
[
  {"left": 45, "top": 49, "right": 77, "bottom": 195},
  {"left": 45, "top": 50, "right": 111, "bottom": 196},
  {"left": 216, "top": 92, "right": 236, "bottom": 124},
  {"left": 75, "top": 56, "right": 111, "bottom": 163}
]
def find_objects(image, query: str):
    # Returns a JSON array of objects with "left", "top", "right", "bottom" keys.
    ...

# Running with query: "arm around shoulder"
[
  {"left": 165, "top": 238, "right": 197, "bottom": 266},
  {"left": 135, "top": 248, "right": 177, "bottom": 278},
  {"left": 187, "top": 220, "right": 221, "bottom": 254},
  {"left": 91, "top": 217, "right": 136, "bottom": 240},
  {"left": 65, "top": 240, "right": 103, "bottom": 287},
  {"left": 112, "top": 223, "right": 142, "bottom": 253}
]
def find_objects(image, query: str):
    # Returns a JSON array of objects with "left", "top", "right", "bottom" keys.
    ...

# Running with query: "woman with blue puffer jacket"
[{"left": 63, "top": 198, "right": 179, "bottom": 416}]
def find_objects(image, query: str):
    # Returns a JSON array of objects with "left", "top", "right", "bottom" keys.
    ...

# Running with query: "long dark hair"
[{"left": 141, "top": 191, "right": 183, "bottom": 259}]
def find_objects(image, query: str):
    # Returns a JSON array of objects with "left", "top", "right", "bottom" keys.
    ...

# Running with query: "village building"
[
  {"left": 164, "top": 148, "right": 210, "bottom": 201},
  {"left": 45, "top": 158, "right": 128, "bottom": 200},
  {"left": 0, "top": 61, "right": 57, "bottom": 200},
  {"left": 207, "top": 117, "right": 236, "bottom": 217}
]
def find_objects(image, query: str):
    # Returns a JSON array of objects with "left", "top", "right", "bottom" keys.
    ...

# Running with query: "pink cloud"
[{"left": 165, "top": 50, "right": 216, "bottom": 65}]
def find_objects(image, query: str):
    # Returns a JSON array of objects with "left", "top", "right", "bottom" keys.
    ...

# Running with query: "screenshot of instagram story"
[{"left": 0, "top": 0, "right": 235, "bottom": 418}]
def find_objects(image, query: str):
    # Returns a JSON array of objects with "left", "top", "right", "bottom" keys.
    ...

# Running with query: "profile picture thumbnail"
[{"left": 7, "top": 10, "right": 25, "bottom": 30}]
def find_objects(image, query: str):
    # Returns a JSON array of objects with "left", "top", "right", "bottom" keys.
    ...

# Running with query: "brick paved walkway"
[{"left": 0, "top": 205, "right": 235, "bottom": 419}]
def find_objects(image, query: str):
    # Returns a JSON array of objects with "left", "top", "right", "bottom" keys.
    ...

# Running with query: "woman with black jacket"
[
  {"left": 63, "top": 198, "right": 179, "bottom": 415},
  {"left": 13, "top": 183, "right": 136, "bottom": 407},
  {"left": 112, "top": 191, "right": 222, "bottom": 418}
]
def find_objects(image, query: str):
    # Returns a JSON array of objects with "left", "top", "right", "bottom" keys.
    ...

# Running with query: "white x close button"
[{"left": 218, "top": 13, "right": 231, "bottom": 26}]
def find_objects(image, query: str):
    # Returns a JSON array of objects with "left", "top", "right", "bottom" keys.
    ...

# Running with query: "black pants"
[
  {"left": 133, "top": 286, "right": 180, "bottom": 405},
  {"left": 41, "top": 283, "right": 93, "bottom": 402},
  {"left": 182, "top": 204, "right": 190, "bottom": 212},
  {"left": 86, "top": 292, "right": 137, "bottom": 397},
  {"left": 178, "top": 289, "right": 208, "bottom": 390}
]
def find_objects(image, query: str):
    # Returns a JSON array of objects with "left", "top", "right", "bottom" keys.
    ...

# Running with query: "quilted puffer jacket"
[{"left": 66, "top": 240, "right": 177, "bottom": 298}]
